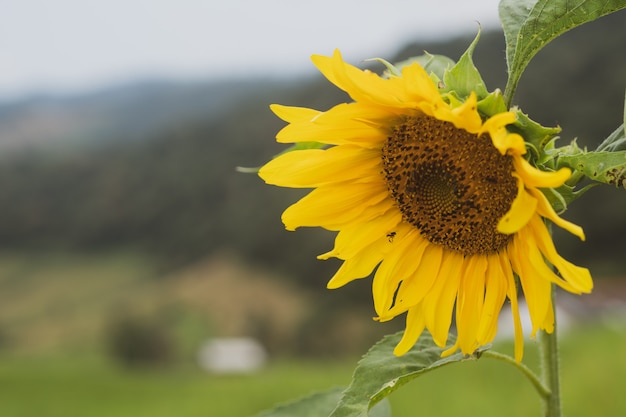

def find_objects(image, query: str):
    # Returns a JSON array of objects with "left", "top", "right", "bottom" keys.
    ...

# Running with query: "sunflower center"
[{"left": 382, "top": 115, "right": 518, "bottom": 255}]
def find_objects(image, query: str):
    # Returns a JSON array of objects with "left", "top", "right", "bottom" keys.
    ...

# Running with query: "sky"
[{"left": 0, "top": 0, "right": 502, "bottom": 100}]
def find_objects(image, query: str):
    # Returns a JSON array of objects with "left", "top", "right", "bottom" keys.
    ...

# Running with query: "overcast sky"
[{"left": 0, "top": 0, "right": 502, "bottom": 100}]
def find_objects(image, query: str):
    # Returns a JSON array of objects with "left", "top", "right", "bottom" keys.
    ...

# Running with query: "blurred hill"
[{"left": 0, "top": 11, "right": 624, "bottom": 359}]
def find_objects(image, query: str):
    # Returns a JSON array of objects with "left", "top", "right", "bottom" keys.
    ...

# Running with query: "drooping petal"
[
  {"left": 528, "top": 187, "right": 585, "bottom": 240},
  {"left": 422, "top": 250, "right": 464, "bottom": 347},
  {"left": 383, "top": 243, "right": 443, "bottom": 318},
  {"left": 456, "top": 255, "right": 488, "bottom": 355},
  {"left": 500, "top": 251, "right": 524, "bottom": 362},
  {"left": 480, "top": 112, "right": 526, "bottom": 156},
  {"left": 518, "top": 223, "right": 580, "bottom": 293},
  {"left": 514, "top": 157, "right": 571, "bottom": 188},
  {"left": 477, "top": 254, "right": 508, "bottom": 345},
  {"left": 497, "top": 174, "right": 538, "bottom": 234},
  {"left": 527, "top": 216, "right": 593, "bottom": 293},
  {"left": 393, "top": 305, "right": 426, "bottom": 356},
  {"left": 373, "top": 229, "right": 428, "bottom": 317},
  {"left": 508, "top": 235, "right": 553, "bottom": 336}
]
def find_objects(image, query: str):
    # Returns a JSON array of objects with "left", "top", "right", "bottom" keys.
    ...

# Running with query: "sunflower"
[{"left": 259, "top": 49, "right": 592, "bottom": 361}]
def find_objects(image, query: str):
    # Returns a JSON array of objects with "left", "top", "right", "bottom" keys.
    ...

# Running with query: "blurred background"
[{"left": 0, "top": 1, "right": 625, "bottom": 416}]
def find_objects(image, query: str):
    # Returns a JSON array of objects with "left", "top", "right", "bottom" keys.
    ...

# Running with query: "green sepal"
[
  {"left": 509, "top": 109, "right": 561, "bottom": 157},
  {"left": 557, "top": 147, "right": 626, "bottom": 189},
  {"left": 252, "top": 386, "right": 392, "bottom": 417},
  {"left": 476, "top": 89, "right": 508, "bottom": 118},
  {"left": 328, "top": 332, "right": 489, "bottom": 417},
  {"left": 237, "top": 141, "right": 327, "bottom": 174},
  {"left": 397, "top": 53, "right": 455, "bottom": 82},
  {"left": 374, "top": 53, "right": 455, "bottom": 83},
  {"left": 442, "top": 29, "right": 489, "bottom": 101}
]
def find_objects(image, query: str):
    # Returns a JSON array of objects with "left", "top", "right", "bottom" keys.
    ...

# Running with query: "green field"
[
  {"left": 0, "top": 252, "right": 625, "bottom": 417},
  {"left": 0, "top": 323, "right": 625, "bottom": 417}
]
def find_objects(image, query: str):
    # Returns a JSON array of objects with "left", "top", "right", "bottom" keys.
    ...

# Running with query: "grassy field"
[
  {"left": 0, "top": 251, "right": 625, "bottom": 416},
  {"left": 0, "top": 322, "right": 625, "bottom": 417}
]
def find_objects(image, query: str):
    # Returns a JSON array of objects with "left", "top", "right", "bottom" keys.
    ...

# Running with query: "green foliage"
[
  {"left": 253, "top": 388, "right": 391, "bottom": 417},
  {"left": 500, "top": 0, "right": 626, "bottom": 104},
  {"left": 105, "top": 313, "right": 175, "bottom": 367},
  {"left": 328, "top": 333, "right": 488, "bottom": 417},
  {"left": 558, "top": 149, "right": 626, "bottom": 188}
]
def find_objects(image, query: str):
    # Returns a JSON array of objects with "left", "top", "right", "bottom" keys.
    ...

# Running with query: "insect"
[{"left": 386, "top": 231, "right": 396, "bottom": 242}]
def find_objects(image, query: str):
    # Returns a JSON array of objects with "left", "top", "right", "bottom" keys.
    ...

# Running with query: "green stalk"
[
  {"left": 482, "top": 350, "right": 550, "bottom": 399},
  {"left": 539, "top": 283, "right": 562, "bottom": 417},
  {"left": 503, "top": 75, "right": 519, "bottom": 110}
]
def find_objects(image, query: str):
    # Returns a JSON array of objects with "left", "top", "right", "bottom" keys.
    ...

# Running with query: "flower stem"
[
  {"left": 539, "top": 283, "right": 562, "bottom": 417},
  {"left": 482, "top": 350, "right": 550, "bottom": 399}
]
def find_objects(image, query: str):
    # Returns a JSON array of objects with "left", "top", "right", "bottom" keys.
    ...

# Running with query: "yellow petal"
[
  {"left": 447, "top": 92, "right": 483, "bottom": 133},
  {"left": 393, "top": 305, "right": 426, "bottom": 356},
  {"left": 326, "top": 238, "right": 387, "bottom": 289},
  {"left": 259, "top": 145, "right": 381, "bottom": 188},
  {"left": 373, "top": 230, "right": 427, "bottom": 317},
  {"left": 281, "top": 181, "right": 389, "bottom": 231},
  {"left": 456, "top": 255, "right": 488, "bottom": 355},
  {"left": 319, "top": 209, "right": 403, "bottom": 260},
  {"left": 508, "top": 235, "right": 553, "bottom": 337},
  {"left": 520, "top": 224, "right": 580, "bottom": 293},
  {"left": 527, "top": 216, "right": 593, "bottom": 294},
  {"left": 514, "top": 157, "right": 571, "bottom": 189},
  {"left": 311, "top": 49, "right": 410, "bottom": 107},
  {"left": 498, "top": 174, "right": 538, "bottom": 234},
  {"left": 314, "top": 101, "right": 403, "bottom": 124},
  {"left": 401, "top": 63, "right": 445, "bottom": 105},
  {"left": 384, "top": 243, "right": 443, "bottom": 318},
  {"left": 528, "top": 187, "right": 585, "bottom": 240},
  {"left": 500, "top": 252, "right": 524, "bottom": 362},
  {"left": 276, "top": 116, "right": 386, "bottom": 147},
  {"left": 422, "top": 250, "right": 464, "bottom": 347},
  {"left": 477, "top": 254, "right": 508, "bottom": 345},
  {"left": 270, "top": 104, "right": 321, "bottom": 123}
]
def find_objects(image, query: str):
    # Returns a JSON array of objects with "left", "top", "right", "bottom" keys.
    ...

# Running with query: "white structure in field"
[{"left": 198, "top": 337, "right": 267, "bottom": 374}]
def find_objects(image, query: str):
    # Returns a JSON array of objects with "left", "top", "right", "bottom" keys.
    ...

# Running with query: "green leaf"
[
  {"left": 329, "top": 332, "right": 487, "bottom": 417},
  {"left": 499, "top": 0, "right": 626, "bottom": 105},
  {"left": 252, "top": 387, "right": 391, "bottom": 417},
  {"left": 442, "top": 30, "right": 489, "bottom": 100},
  {"left": 558, "top": 150, "right": 626, "bottom": 188}
]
